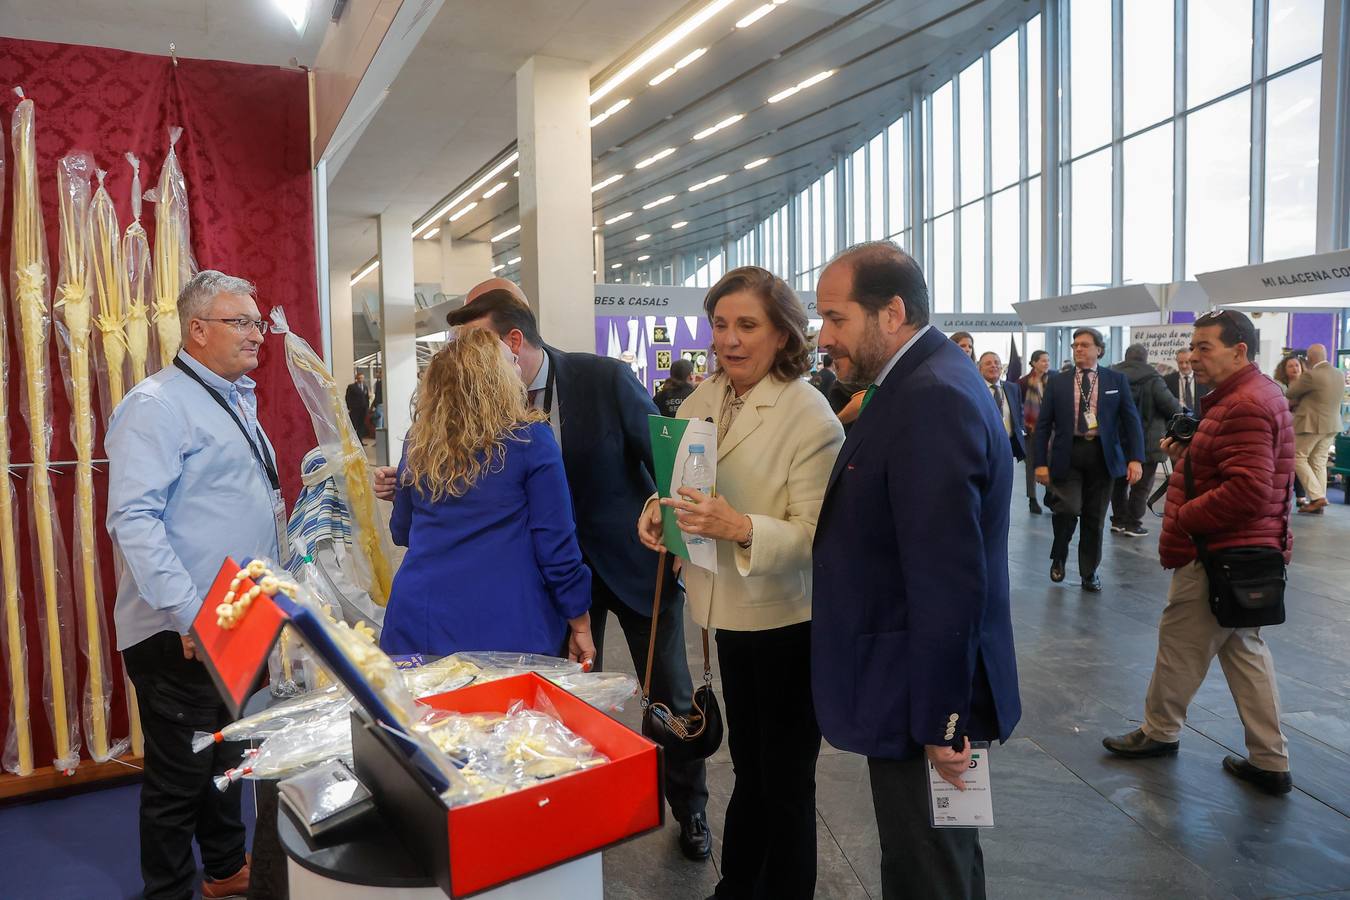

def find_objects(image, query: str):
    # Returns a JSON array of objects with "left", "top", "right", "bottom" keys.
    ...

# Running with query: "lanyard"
[
  {"left": 539, "top": 350, "right": 557, "bottom": 414},
  {"left": 173, "top": 357, "right": 280, "bottom": 493}
]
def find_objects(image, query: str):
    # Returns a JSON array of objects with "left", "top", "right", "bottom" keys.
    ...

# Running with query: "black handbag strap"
[{"left": 642, "top": 550, "right": 711, "bottom": 706}]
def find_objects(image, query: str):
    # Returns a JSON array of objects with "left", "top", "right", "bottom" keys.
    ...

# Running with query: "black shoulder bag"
[
  {"left": 1183, "top": 454, "right": 1288, "bottom": 628},
  {"left": 639, "top": 550, "right": 723, "bottom": 762}
]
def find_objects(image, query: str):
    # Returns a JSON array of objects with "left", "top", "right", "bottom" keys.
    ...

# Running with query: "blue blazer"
[
  {"left": 994, "top": 380, "right": 1027, "bottom": 461},
  {"left": 811, "top": 328, "right": 1021, "bottom": 760},
  {"left": 381, "top": 421, "right": 592, "bottom": 657},
  {"left": 547, "top": 346, "right": 677, "bottom": 614},
  {"left": 1033, "top": 366, "right": 1145, "bottom": 480}
]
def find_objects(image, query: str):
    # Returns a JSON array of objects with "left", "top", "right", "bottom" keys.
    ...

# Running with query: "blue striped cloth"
[{"left": 284, "top": 447, "right": 354, "bottom": 573}]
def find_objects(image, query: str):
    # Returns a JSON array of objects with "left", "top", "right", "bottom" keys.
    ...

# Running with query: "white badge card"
[
  {"left": 928, "top": 743, "right": 994, "bottom": 828},
  {"left": 271, "top": 488, "right": 290, "bottom": 561}
]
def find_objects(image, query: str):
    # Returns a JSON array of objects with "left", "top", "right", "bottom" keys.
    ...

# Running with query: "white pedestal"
[{"left": 286, "top": 852, "right": 603, "bottom": 900}]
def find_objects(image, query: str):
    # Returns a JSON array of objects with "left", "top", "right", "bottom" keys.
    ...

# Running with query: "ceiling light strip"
[
  {"left": 589, "top": 0, "right": 737, "bottom": 104},
  {"left": 412, "top": 150, "right": 520, "bottom": 238}
]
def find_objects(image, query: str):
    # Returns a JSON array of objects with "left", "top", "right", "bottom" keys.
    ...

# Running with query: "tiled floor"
[{"left": 597, "top": 482, "right": 1350, "bottom": 900}]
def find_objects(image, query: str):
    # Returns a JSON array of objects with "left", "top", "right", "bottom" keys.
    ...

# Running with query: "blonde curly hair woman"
[{"left": 381, "top": 327, "right": 595, "bottom": 664}]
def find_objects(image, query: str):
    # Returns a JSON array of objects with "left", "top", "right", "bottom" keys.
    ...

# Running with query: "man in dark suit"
[
  {"left": 1164, "top": 349, "right": 1210, "bottom": 413},
  {"left": 978, "top": 351, "right": 1026, "bottom": 462},
  {"left": 1034, "top": 327, "right": 1146, "bottom": 592},
  {"left": 345, "top": 372, "right": 370, "bottom": 440},
  {"left": 813, "top": 241, "right": 1021, "bottom": 900},
  {"left": 379, "top": 281, "right": 712, "bottom": 860}
]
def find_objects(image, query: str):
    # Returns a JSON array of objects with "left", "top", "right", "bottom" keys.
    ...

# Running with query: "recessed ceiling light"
[
  {"left": 491, "top": 224, "right": 521, "bottom": 242},
  {"left": 635, "top": 147, "right": 677, "bottom": 169},
  {"left": 592, "top": 174, "right": 625, "bottom": 193},
  {"left": 590, "top": 97, "right": 632, "bottom": 127},
  {"left": 507, "top": 256, "right": 522, "bottom": 265},
  {"left": 513, "top": 171, "right": 519, "bottom": 177},
  {"left": 413, "top": 151, "right": 518, "bottom": 237},
  {"left": 675, "top": 47, "right": 707, "bottom": 69},
  {"left": 672, "top": 221, "right": 688, "bottom": 229},
  {"left": 636, "top": 233, "right": 652, "bottom": 241},
  {"left": 638, "top": 254, "right": 651, "bottom": 261},
  {"left": 744, "top": 157, "right": 771, "bottom": 169},
  {"left": 736, "top": 3, "right": 776, "bottom": 28},
  {"left": 590, "top": 0, "right": 737, "bottom": 104},
  {"left": 448, "top": 202, "right": 478, "bottom": 222},
  {"left": 694, "top": 112, "right": 744, "bottom": 140},
  {"left": 422, "top": 227, "right": 440, "bottom": 239},
  {"left": 611, "top": 262, "right": 624, "bottom": 269},
  {"left": 768, "top": 70, "right": 833, "bottom": 104},
  {"left": 491, "top": 264, "right": 506, "bottom": 272},
  {"left": 649, "top": 67, "right": 677, "bottom": 86},
  {"left": 350, "top": 259, "right": 379, "bottom": 285},
  {"left": 642, "top": 194, "right": 676, "bottom": 210},
  {"left": 482, "top": 182, "right": 508, "bottom": 199},
  {"left": 274, "top": 0, "right": 308, "bottom": 33},
  {"left": 604, "top": 211, "right": 634, "bottom": 225},
  {"left": 688, "top": 173, "right": 728, "bottom": 191}
]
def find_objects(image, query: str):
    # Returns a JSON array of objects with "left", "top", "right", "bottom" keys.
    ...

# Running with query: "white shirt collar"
[
  {"left": 527, "top": 350, "right": 550, "bottom": 394},
  {"left": 873, "top": 325, "right": 933, "bottom": 386}
]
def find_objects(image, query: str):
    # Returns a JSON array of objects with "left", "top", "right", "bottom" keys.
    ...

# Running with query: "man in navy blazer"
[
  {"left": 379, "top": 282, "right": 712, "bottom": 860},
  {"left": 978, "top": 350, "right": 1026, "bottom": 461},
  {"left": 1034, "top": 327, "right": 1145, "bottom": 592},
  {"left": 813, "top": 241, "right": 1021, "bottom": 900}
]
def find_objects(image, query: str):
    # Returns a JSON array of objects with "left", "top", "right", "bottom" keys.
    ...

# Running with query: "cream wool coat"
[{"left": 657, "top": 372, "right": 845, "bottom": 632}]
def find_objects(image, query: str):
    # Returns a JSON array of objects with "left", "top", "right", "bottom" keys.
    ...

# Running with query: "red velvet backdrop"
[{"left": 0, "top": 37, "right": 320, "bottom": 773}]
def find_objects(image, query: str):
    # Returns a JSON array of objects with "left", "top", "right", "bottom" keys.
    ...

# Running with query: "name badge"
[
  {"left": 928, "top": 744, "right": 994, "bottom": 828},
  {"left": 271, "top": 488, "right": 290, "bottom": 562},
  {"left": 1084, "top": 411, "right": 1099, "bottom": 431}
]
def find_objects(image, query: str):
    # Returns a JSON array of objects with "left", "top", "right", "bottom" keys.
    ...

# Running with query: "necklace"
[{"left": 217, "top": 558, "right": 299, "bottom": 629}]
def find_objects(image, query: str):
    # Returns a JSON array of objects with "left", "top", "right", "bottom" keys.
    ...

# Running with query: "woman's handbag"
[
  {"left": 640, "top": 550, "right": 724, "bottom": 763},
  {"left": 1184, "top": 455, "right": 1287, "bottom": 628}
]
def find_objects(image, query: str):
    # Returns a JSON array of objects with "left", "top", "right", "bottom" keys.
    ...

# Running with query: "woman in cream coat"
[{"left": 638, "top": 266, "right": 844, "bottom": 900}]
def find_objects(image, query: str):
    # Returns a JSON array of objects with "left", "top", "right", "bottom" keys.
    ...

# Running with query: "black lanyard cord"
[{"left": 173, "top": 357, "right": 280, "bottom": 493}]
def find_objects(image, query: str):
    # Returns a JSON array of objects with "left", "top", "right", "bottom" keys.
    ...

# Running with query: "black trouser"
[
  {"left": 713, "top": 622, "right": 820, "bottom": 900},
  {"left": 868, "top": 755, "right": 985, "bottom": 900},
  {"left": 123, "top": 631, "right": 248, "bottom": 900},
  {"left": 1024, "top": 429, "right": 1041, "bottom": 501},
  {"left": 1049, "top": 436, "right": 1114, "bottom": 577},
  {"left": 588, "top": 575, "right": 709, "bottom": 824},
  {"left": 1110, "top": 460, "right": 1159, "bottom": 529}
]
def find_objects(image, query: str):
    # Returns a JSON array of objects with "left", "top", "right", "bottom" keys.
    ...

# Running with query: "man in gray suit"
[{"left": 1288, "top": 343, "right": 1346, "bottom": 514}]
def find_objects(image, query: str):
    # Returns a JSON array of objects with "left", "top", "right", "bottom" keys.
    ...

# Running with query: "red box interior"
[{"left": 418, "top": 673, "right": 662, "bottom": 896}]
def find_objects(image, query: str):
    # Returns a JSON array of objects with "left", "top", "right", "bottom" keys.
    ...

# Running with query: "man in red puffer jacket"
[{"left": 1104, "top": 309, "right": 1295, "bottom": 795}]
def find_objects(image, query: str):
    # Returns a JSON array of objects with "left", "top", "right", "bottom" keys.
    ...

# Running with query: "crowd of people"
[{"left": 100, "top": 247, "right": 1345, "bottom": 900}]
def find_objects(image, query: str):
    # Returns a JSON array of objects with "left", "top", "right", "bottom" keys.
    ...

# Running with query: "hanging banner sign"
[
  {"left": 1013, "top": 284, "right": 1161, "bottom": 325},
  {"left": 1128, "top": 324, "right": 1195, "bottom": 362},
  {"left": 1197, "top": 248, "right": 1350, "bottom": 308}
]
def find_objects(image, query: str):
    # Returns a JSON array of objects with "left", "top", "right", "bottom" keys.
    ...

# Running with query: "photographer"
[{"left": 1104, "top": 310, "right": 1295, "bottom": 796}]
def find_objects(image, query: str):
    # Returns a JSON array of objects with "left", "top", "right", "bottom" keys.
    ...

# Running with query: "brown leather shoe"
[
  {"left": 1298, "top": 497, "right": 1327, "bottom": 514},
  {"left": 201, "top": 859, "right": 250, "bottom": 900}
]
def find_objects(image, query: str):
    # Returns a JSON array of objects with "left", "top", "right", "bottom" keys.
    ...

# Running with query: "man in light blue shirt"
[{"left": 107, "top": 270, "right": 281, "bottom": 900}]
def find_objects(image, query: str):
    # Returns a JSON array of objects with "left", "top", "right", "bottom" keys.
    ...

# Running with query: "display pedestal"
[{"left": 279, "top": 808, "right": 601, "bottom": 899}]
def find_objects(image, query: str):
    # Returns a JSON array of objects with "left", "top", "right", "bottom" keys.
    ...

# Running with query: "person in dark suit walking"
[
  {"left": 1109, "top": 343, "right": 1181, "bottom": 537},
  {"left": 1164, "top": 349, "right": 1210, "bottom": 413},
  {"left": 978, "top": 351, "right": 1026, "bottom": 462},
  {"left": 345, "top": 372, "right": 370, "bottom": 440},
  {"left": 377, "top": 281, "right": 712, "bottom": 860},
  {"left": 1034, "top": 328, "right": 1146, "bottom": 592},
  {"left": 813, "top": 241, "right": 1021, "bottom": 900}
]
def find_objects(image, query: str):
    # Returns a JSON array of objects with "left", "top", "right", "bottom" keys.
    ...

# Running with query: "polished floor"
[
  {"left": 598, "top": 477, "right": 1350, "bottom": 900},
  {"left": 1, "top": 479, "right": 1346, "bottom": 899}
]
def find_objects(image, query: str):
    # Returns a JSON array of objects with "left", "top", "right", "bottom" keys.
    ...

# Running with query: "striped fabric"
[{"left": 284, "top": 447, "right": 354, "bottom": 573}]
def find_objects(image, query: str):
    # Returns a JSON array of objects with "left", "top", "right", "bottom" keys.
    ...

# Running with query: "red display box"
[
  {"left": 190, "top": 558, "right": 288, "bottom": 717},
  {"left": 352, "top": 672, "right": 664, "bottom": 898}
]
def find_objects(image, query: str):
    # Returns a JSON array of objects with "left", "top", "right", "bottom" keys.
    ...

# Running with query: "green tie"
[{"left": 860, "top": 384, "right": 878, "bottom": 411}]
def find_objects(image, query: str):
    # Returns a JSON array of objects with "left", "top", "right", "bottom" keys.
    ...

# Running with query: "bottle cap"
[{"left": 688, "top": 444, "right": 705, "bottom": 454}]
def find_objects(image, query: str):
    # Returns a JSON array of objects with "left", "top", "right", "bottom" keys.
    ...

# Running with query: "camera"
[{"left": 1165, "top": 412, "right": 1199, "bottom": 444}]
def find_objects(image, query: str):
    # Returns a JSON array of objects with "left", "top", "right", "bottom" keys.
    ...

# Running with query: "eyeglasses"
[{"left": 200, "top": 317, "right": 270, "bottom": 335}]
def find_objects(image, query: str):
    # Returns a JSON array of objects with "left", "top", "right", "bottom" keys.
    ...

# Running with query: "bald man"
[
  {"left": 377, "top": 279, "right": 714, "bottom": 859},
  {"left": 1287, "top": 343, "right": 1346, "bottom": 513}
]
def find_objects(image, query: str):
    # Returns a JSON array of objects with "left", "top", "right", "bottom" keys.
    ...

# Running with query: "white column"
[
  {"left": 328, "top": 267, "right": 355, "bottom": 388},
  {"left": 378, "top": 210, "right": 418, "bottom": 461},
  {"left": 1316, "top": 0, "right": 1350, "bottom": 252},
  {"left": 517, "top": 55, "right": 594, "bottom": 351},
  {"left": 439, "top": 234, "right": 494, "bottom": 297}
]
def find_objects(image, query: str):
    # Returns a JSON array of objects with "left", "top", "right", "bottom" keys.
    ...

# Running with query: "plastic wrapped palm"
[
  {"left": 122, "top": 153, "right": 153, "bottom": 383},
  {"left": 89, "top": 168, "right": 128, "bottom": 419},
  {"left": 11, "top": 89, "right": 80, "bottom": 772},
  {"left": 147, "top": 127, "right": 196, "bottom": 369},
  {"left": 0, "top": 107, "right": 32, "bottom": 777}
]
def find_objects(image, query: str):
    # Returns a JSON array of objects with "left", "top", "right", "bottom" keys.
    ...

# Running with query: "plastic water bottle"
[{"left": 681, "top": 444, "right": 713, "bottom": 545}]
